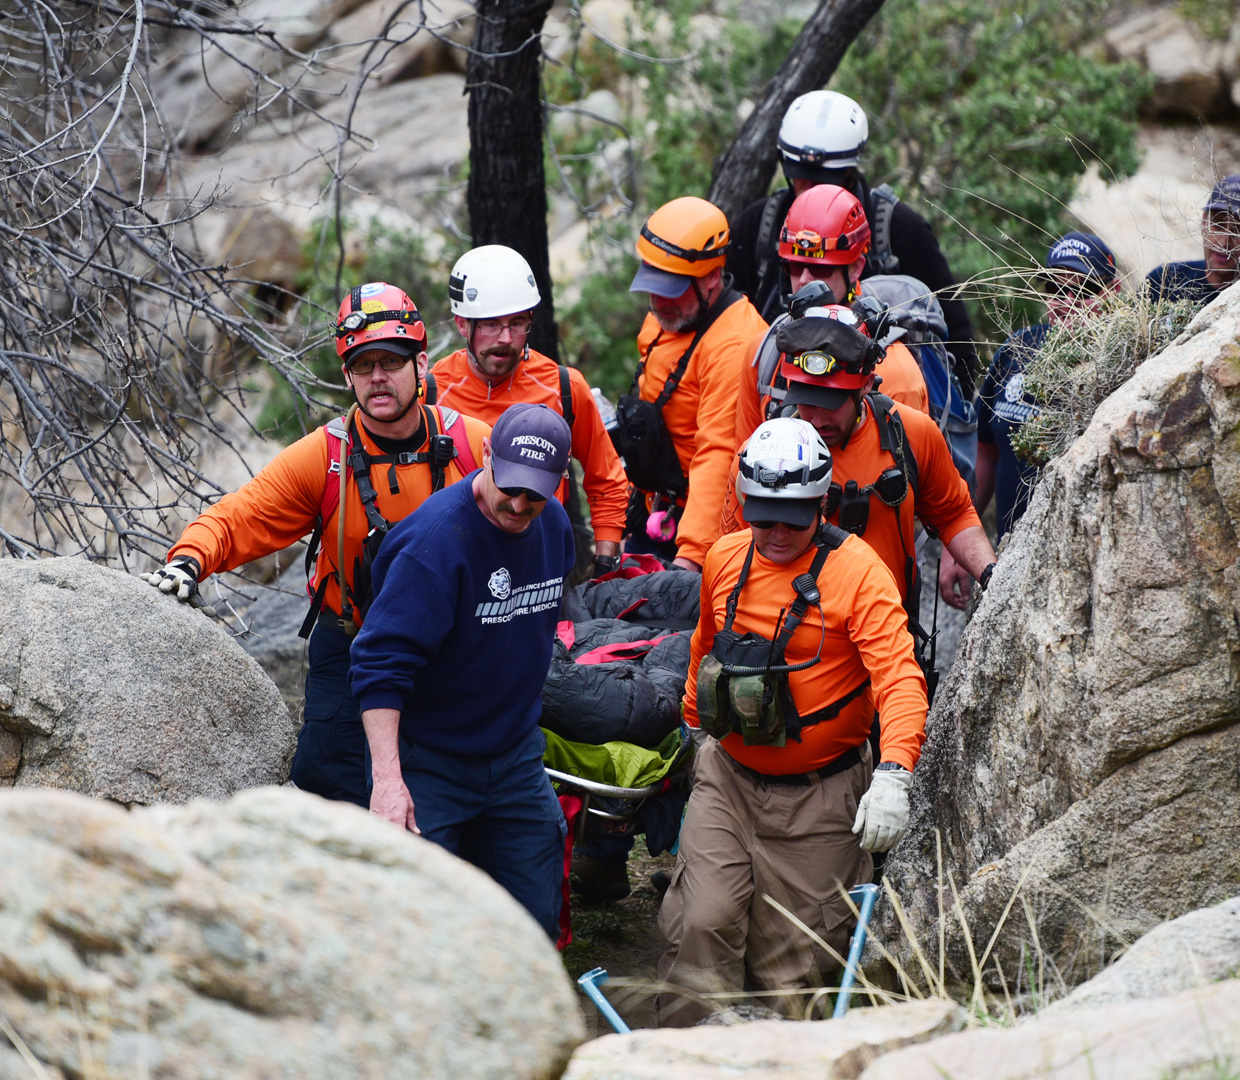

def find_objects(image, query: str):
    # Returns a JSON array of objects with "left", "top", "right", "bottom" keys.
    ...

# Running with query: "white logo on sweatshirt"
[{"left": 488, "top": 568, "right": 511, "bottom": 600}]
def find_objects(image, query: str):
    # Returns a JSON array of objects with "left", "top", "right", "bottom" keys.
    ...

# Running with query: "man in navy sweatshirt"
[{"left": 350, "top": 402, "right": 576, "bottom": 938}]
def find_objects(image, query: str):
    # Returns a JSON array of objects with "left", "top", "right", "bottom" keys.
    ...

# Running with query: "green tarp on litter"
[{"left": 542, "top": 726, "right": 688, "bottom": 790}]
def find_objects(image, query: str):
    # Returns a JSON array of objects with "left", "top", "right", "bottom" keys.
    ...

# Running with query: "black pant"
[{"left": 288, "top": 618, "right": 369, "bottom": 808}]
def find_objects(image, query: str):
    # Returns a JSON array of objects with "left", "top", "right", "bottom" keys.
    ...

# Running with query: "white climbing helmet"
[
  {"left": 778, "top": 90, "right": 869, "bottom": 180},
  {"left": 448, "top": 245, "right": 541, "bottom": 319},
  {"left": 737, "top": 418, "right": 833, "bottom": 528}
]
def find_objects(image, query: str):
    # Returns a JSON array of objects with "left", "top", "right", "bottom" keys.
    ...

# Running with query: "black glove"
[{"left": 592, "top": 554, "right": 621, "bottom": 579}]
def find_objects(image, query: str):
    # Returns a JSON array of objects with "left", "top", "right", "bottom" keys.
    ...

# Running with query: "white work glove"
[
  {"left": 852, "top": 765, "right": 913, "bottom": 853},
  {"left": 140, "top": 556, "right": 201, "bottom": 602}
]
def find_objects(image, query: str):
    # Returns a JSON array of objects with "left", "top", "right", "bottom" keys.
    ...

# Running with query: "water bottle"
[{"left": 592, "top": 386, "right": 619, "bottom": 432}]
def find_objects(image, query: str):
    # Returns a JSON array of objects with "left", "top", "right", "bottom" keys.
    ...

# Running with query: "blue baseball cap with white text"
[
  {"left": 1045, "top": 232, "right": 1117, "bottom": 282},
  {"left": 490, "top": 402, "right": 572, "bottom": 500}
]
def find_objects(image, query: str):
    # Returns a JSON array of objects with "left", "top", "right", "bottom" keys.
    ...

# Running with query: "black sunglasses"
[
  {"left": 491, "top": 465, "right": 548, "bottom": 502},
  {"left": 747, "top": 517, "right": 815, "bottom": 530}
]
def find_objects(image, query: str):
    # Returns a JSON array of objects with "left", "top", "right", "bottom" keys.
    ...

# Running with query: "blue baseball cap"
[
  {"left": 629, "top": 260, "right": 694, "bottom": 299},
  {"left": 1204, "top": 175, "right": 1240, "bottom": 216},
  {"left": 1045, "top": 232, "right": 1117, "bottom": 282},
  {"left": 490, "top": 402, "right": 572, "bottom": 499}
]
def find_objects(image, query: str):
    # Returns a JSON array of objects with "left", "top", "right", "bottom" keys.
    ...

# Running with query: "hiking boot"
[
  {"left": 650, "top": 869, "right": 672, "bottom": 899},
  {"left": 570, "top": 853, "right": 631, "bottom": 903}
]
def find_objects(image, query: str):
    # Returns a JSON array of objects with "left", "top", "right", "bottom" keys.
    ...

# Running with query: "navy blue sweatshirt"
[{"left": 349, "top": 472, "right": 575, "bottom": 756}]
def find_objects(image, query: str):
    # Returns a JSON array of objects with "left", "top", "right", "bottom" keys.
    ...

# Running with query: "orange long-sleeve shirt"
[
  {"left": 171, "top": 407, "right": 490, "bottom": 622},
  {"left": 685, "top": 529, "right": 927, "bottom": 773},
  {"left": 720, "top": 399, "right": 980, "bottom": 602},
  {"left": 734, "top": 331, "right": 929, "bottom": 451},
  {"left": 635, "top": 296, "right": 768, "bottom": 565},
  {"left": 429, "top": 348, "right": 628, "bottom": 545}
]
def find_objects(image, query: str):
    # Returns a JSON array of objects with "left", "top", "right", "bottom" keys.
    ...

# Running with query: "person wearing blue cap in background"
[
  {"left": 350, "top": 402, "right": 577, "bottom": 938},
  {"left": 972, "top": 232, "right": 1119, "bottom": 543},
  {"left": 1147, "top": 176, "right": 1240, "bottom": 309}
]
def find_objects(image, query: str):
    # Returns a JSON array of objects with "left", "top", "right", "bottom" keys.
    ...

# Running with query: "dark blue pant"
[
  {"left": 402, "top": 728, "right": 566, "bottom": 939},
  {"left": 289, "top": 618, "right": 369, "bottom": 808}
]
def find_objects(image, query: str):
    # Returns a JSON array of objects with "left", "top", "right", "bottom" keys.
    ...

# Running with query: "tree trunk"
[
  {"left": 708, "top": 0, "right": 888, "bottom": 224},
  {"left": 466, "top": 0, "right": 559, "bottom": 360}
]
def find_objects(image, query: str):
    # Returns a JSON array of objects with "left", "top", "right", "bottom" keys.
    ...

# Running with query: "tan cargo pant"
[{"left": 656, "top": 737, "right": 873, "bottom": 1026}]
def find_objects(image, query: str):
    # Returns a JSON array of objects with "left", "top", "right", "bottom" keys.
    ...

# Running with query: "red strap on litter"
[
  {"left": 574, "top": 633, "right": 674, "bottom": 665},
  {"left": 616, "top": 598, "right": 649, "bottom": 620},
  {"left": 593, "top": 552, "right": 666, "bottom": 581},
  {"left": 556, "top": 621, "right": 577, "bottom": 650},
  {"left": 557, "top": 794, "right": 584, "bottom": 951}
]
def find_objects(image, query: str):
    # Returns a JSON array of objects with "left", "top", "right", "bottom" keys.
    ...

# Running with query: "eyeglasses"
[
  {"left": 475, "top": 316, "right": 533, "bottom": 339},
  {"left": 492, "top": 465, "right": 548, "bottom": 502},
  {"left": 347, "top": 353, "right": 412, "bottom": 376}
]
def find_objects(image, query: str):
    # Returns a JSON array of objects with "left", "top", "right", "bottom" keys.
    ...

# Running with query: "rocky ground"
[{"left": 562, "top": 849, "right": 678, "bottom": 1036}]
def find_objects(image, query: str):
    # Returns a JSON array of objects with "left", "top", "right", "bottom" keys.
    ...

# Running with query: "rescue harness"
[
  {"left": 696, "top": 522, "right": 871, "bottom": 747},
  {"left": 298, "top": 402, "right": 477, "bottom": 638}
]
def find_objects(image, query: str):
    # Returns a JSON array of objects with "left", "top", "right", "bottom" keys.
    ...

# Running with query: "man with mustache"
[
  {"left": 430, "top": 245, "right": 628, "bottom": 578},
  {"left": 350, "top": 402, "right": 577, "bottom": 938},
  {"left": 142, "top": 283, "right": 489, "bottom": 809}
]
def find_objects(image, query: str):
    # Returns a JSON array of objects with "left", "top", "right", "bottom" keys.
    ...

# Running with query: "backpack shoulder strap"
[
  {"left": 557, "top": 364, "right": 575, "bottom": 427},
  {"left": 652, "top": 287, "right": 743, "bottom": 412},
  {"left": 756, "top": 314, "right": 789, "bottom": 406},
  {"left": 423, "top": 369, "right": 438, "bottom": 405},
  {"left": 773, "top": 526, "right": 843, "bottom": 653},
  {"left": 867, "top": 184, "right": 902, "bottom": 276},
  {"left": 299, "top": 412, "right": 356, "bottom": 639},
  {"left": 755, "top": 190, "right": 787, "bottom": 289},
  {"left": 869, "top": 392, "right": 919, "bottom": 505},
  {"left": 434, "top": 405, "right": 478, "bottom": 475}
]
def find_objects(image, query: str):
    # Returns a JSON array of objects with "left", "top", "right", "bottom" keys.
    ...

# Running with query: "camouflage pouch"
[
  {"left": 728, "top": 674, "right": 787, "bottom": 747},
  {"left": 695, "top": 652, "right": 730, "bottom": 740}
]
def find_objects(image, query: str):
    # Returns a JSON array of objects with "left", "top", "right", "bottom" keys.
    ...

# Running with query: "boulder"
[
  {"left": 1054, "top": 895, "right": 1240, "bottom": 1009},
  {"left": 0, "top": 786, "right": 584, "bottom": 1078},
  {"left": 871, "top": 284, "right": 1240, "bottom": 991},
  {"left": 858, "top": 979, "right": 1240, "bottom": 1080},
  {"left": 235, "top": 561, "right": 315, "bottom": 715},
  {"left": 0, "top": 556, "right": 295, "bottom": 802},
  {"left": 1104, "top": 9, "right": 1232, "bottom": 121},
  {"left": 562, "top": 999, "right": 964, "bottom": 1080}
]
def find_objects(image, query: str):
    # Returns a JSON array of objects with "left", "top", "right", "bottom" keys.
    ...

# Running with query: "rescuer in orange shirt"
[
  {"left": 657, "top": 417, "right": 926, "bottom": 1026},
  {"left": 611, "top": 196, "right": 768, "bottom": 570},
  {"left": 141, "top": 283, "right": 489, "bottom": 808},
  {"left": 429, "top": 245, "right": 628, "bottom": 578},
  {"left": 721, "top": 307, "right": 995, "bottom": 666},
  {"left": 734, "top": 184, "right": 929, "bottom": 448}
]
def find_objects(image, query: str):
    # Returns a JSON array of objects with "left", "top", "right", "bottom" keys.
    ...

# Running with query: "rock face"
[
  {"left": 0, "top": 557, "right": 295, "bottom": 802},
  {"left": 1105, "top": 9, "right": 1234, "bottom": 121},
  {"left": 858, "top": 979, "right": 1240, "bottom": 1080},
  {"left": 562, "top": 1000, "right": 964, "bottom": 1080},
  {"left": 0, "top": 786, "right": 584, "bottom": 1079},
  {"left": 873, "top": 285, "right": 1240, "bottom": 991},
  {"left": 1055, "top": 895, "right": 1240, "bottom": 1009}
]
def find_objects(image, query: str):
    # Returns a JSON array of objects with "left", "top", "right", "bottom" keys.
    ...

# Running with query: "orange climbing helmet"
[
  {"left": 631, "top": 197, "right": 730, "bottom": 297},
  {"left": 778, "top": 185, "right": 871, "bottom": 267},
  {"left": 334, "top": 282, "right": 427, "bottom": 364}
]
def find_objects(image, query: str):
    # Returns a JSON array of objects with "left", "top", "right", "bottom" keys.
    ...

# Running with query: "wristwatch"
[
  {"left": 978, "top": 562, "right": 997, "bottom": 591},
  {"left": 592, "top": 554, "right": 621, "bottom": 578}
]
